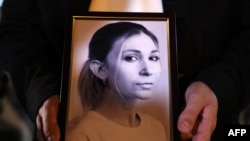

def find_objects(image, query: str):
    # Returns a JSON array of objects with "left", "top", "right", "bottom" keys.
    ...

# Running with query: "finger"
[
  {"left": 178, "top": 93, "right": 204, "bottom": 134},
  {"left": 42, "top": 115, "right": 60, "bottom": 141},
  {"left": 178, "top": 82, "right": 218, "bottom": 141},
  {"left": 178, "top": 81, "right": 215, "bottom": 132},
  {"left": 36, "top": 115, "right": 46, "bottom": 141},
  {"left": 178, "top": 83, "right": 209, "bottom": 141},
  {"left": 192, "top": 104, "right": 217, "bottom": 141},
  {"left": 178, "top": 106, "right": 203, "bottom": 140},
  {"left": 40, "top": 96, "right": 60, "bottom": 141}
]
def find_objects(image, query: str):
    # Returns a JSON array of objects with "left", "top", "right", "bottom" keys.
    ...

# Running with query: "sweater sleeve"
[
  {"left": 0, "top": 0, "right": 63, "bottom": 121},
  {"left": 194, "top": 0, "right": 250, "bottom": 121}
]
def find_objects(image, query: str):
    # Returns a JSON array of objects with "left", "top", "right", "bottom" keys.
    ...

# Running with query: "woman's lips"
[{"left": 136, "top": 82, "right": 154, "bottom": 89}]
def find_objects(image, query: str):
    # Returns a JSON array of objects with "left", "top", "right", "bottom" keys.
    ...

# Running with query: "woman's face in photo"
[{"left": 106, "top": 33, "right": 162, "bottom": 101}]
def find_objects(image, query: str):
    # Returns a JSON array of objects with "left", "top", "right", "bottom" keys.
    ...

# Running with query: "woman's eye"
[
  {"left": 150, "top": 56, "right": 160, "bottom": 61},
  {"left": 124, "top": 56, "right": 138, "bottom": 62}
]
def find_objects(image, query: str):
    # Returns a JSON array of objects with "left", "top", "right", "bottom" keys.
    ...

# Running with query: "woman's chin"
[{"left": 136, "top": 91, "right": 154, "bottom": 100}]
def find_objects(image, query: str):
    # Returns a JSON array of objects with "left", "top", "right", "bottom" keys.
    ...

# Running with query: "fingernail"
[
  {"left": 181, "top": 121, "right": 190, "bottom": 133},
  {"left": 47, "top": 136, "right": 52, "bottom": 141}
]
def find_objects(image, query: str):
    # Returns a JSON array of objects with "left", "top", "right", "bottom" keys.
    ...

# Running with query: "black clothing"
[{"left": 0, "top": 0, "right": 249, "bottom": 140}]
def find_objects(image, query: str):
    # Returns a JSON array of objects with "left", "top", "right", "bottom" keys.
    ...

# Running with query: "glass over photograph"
[{"left": 61, "top": 15, "right": 177, "bottom": 141}]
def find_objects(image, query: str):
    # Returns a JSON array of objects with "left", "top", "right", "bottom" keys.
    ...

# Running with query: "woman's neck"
[
  {"left": 89, "top": 0, "right": 163, "bottom": 13},
  {"left": 93, "top": 90, "right": 140, "bottom": 127}
]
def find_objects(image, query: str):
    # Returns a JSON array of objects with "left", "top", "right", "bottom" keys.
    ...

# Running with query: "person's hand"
[
  {"left": 36, "top": 95, "right": 60, "bottom": 141},
  {"left": 178, "top": 81, "right": 218, "bottom": 141}
]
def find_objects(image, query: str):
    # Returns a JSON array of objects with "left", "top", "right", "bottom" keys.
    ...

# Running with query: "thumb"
[
  {"left": 39, "top": 95, "right": 60, "bottom": 141},
  {"left": 177, "top": 82, "right": 207, "bottom": 139},
  {"left": 178, "top": 104, "right": 202, "bottom": 137}
]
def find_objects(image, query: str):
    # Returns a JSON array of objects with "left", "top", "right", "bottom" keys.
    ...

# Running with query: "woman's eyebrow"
[
  {"left": 151, "top": 50, "right": 160, "bottom": 53},
  {"left": 122, "top": 49, "right": 141, "bottom": 54},
  {"left": 122, "top": 49, "right": 160, "bottom": 54}
]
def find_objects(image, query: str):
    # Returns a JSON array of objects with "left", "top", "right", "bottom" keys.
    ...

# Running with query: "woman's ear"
[{"left": 89, "top": 60, "right": 107, "bottom": 80}]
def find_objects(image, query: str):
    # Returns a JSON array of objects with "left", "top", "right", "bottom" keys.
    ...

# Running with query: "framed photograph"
[{"left": 60, "top": 13, "right": 179, "bottom": 141}]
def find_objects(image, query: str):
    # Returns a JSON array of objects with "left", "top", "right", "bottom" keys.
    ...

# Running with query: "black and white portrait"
[{"left": 63, "top": 16, "right": 175, "bottom": 141}]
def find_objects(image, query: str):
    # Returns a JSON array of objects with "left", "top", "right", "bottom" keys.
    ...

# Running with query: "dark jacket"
[{"left": 0, "top": 0, "right": 249, "bottom": 140}]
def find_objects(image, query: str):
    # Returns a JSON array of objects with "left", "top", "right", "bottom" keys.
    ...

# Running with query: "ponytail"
[{"left": 78, "top": 59, "right": 105, "bottom": 111}]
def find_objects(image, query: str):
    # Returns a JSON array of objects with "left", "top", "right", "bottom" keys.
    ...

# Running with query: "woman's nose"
[{"left": 139, "top": 60, "right": 153, "bottom": 76}]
